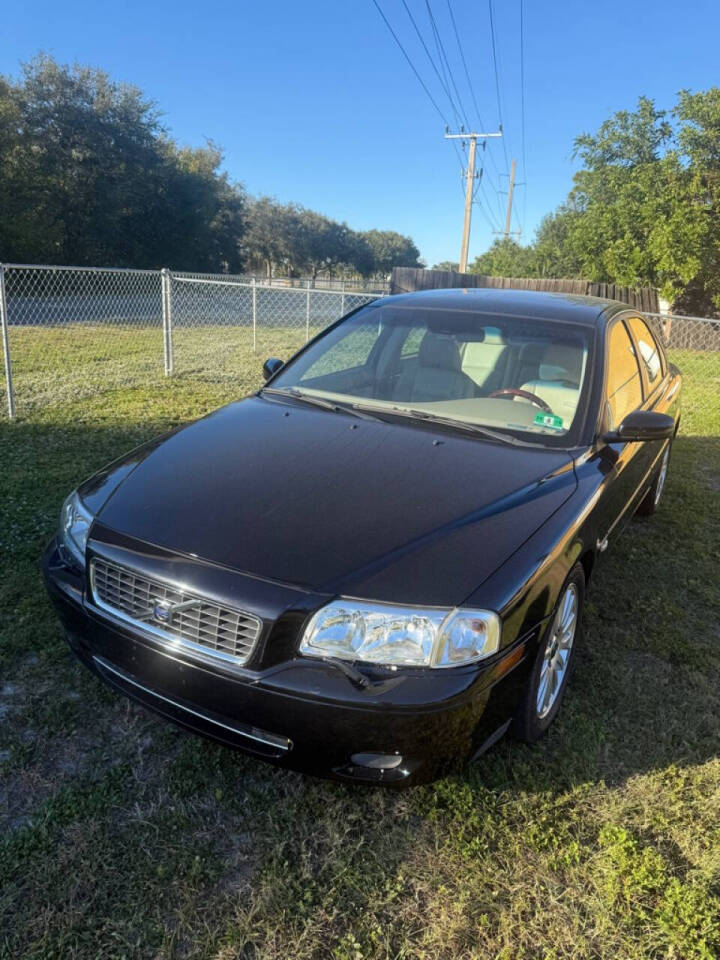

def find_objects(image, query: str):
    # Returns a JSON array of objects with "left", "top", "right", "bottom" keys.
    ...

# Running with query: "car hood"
[{"left": 84, "top": 396, "right": 577, "bottom": 606}]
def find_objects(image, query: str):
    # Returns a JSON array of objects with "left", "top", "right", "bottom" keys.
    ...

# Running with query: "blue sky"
[{"left": 3, "top": 0, "right": 718, "bottom": 267}]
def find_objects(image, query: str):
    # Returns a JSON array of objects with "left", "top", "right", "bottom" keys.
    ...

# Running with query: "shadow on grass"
[{"left": 467, "top": 434, "right": 720, "bottom": 788}]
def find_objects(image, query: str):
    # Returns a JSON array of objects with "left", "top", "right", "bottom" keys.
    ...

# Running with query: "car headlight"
[
  {"left": 59, "top": 491, "right": 94, "bottom": 567},
  {"left": 299, "top": 599, "right": 500, "bottom": 668}
]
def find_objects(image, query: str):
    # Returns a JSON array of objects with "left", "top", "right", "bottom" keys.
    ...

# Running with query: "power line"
[
  {"left": 424, "top": 1, "right": 470, "bottom": 131},
  {"left": 371, "top": 0, "right": 469, "bottom": 194},
  {"left": 398, "top": 0, "right": 464, "bottom": 130},
  {"left": 429, "top": 0, "right": 506, "bottom": 230},
  {"left": 393, "top": 0, "right": 471, "bottom": 172},
  {"left": 487, "top": 0, "right": 510, "bottom": 172},
  {"left": 370, "top": 0, "right": 451, "bottom": 129},
  {"left": 445, "top": 0, "right": 486, "bottom": 129},
  {"left": 445, "top": 0, "right": 504, "bottom": 190},
  {"left": 371, "top": 0, "right": 505, "bottom": 254},
  {"left": 473, "top": 163, "right": 502, "bottom": 233},
  {"left": 475, "top": 197, "right": 502, "bottom": 234},
  {"left": 474, "top": 177, "right": 504, "bottom": 235}
]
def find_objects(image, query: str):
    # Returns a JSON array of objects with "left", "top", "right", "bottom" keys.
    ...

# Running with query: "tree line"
[
  {"left": 469, "top": 90, "right": 720, "bottom": 316},
  {"left": 244, "top": 200, "right": 421, "bottom": 280},
  {"left": 0, "top": 55, "right": 422, "bottom": 278}
]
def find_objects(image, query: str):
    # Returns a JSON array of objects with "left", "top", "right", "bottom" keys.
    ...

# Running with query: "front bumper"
[{"left": 42, "top": 536, "right": 529, "bottom": 786}]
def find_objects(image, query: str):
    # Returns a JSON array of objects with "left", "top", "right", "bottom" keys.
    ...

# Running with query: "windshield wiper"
[
  {"left": 263, "top": 386, "right": 338, "bottom": 410},
  {"left": 261, "top": 387, "right": 381, "bottom": 421},
  {"left": 405, "top": 410, "right": 547, "bottom": 447},
  {"left": 352, "top": 403, "right": 544, "bottom": 447},
  {"left": 264, "top": 390, "right": 545, "bottom": 444}
]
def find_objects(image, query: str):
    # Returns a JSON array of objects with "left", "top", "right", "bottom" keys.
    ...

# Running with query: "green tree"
[
  {"left": 243, "top": 198, "right": 300, "bottom": 279},
  {"left": 670, "top": 89, "right": 720, "bottom": 313},
  {"left": 358, "top": 230, "right": 422, "bottom": 276},
  {"left": 469, "top": 237, "right": 537, "bottom": 277},
  {"left": 0, "top": 54, "right": 424, "bottom": 280},
  {"left": 573, "top": 96, "right": 673, "bottom": 168},
  {"left": 243, "top": 202, "right": 359, "bottom": 280},
  {"left": 468, "top": 90, "right": 720, "bottom": 314},
  {"left": 297, "top": 210, "right": 356, "bottom": 280},
  {"left": 532, "top": 207, "right": 584, "bottom": 278},
  {"left": 0, "top": 55, "right": 245, "bottom": 271}
]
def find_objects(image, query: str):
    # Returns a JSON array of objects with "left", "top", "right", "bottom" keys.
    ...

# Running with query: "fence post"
[
  {"left": 0, "top": 265, "right": 15, "bottom": 419},
  {"left": 306, "top": 280, "right": 311, "bottom": 341},
  {"left": 161, "top": 268, "right": 174, "bottom": 376},
  {"left": 252, "top": 278, "right": 257, "bottom": 353},
  {"left": 341, "top": 280, "right": 346, "bottom": 317}
]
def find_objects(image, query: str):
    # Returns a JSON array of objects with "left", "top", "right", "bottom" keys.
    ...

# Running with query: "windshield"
[{"left": 268, "top": 302, "right": 592, "bottom": 441}]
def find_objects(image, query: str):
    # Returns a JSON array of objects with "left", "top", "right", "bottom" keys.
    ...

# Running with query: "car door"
[
  {"left": 594, "top": 316, "right": 649, "bottom": 548},
  {"left": 624, "top": 314, "right": 676, "bottom": 491}
]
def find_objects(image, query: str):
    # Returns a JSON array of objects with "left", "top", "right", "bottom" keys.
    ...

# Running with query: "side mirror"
[
  {"left": 262, "top": 357, "right": 284, "bottom": 381},
  {"left": 604, "top": 409, "right": 675, "bottom": 443}
]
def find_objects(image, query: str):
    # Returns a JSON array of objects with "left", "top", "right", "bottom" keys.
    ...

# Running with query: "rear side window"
[
  {"left": 627, "top": 316, "right": 664, "bottom": 390},
  {"left": 606, "top": 322, "right": 643, "bottom": 429}
]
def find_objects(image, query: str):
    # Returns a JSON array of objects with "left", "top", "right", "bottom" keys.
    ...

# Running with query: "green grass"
[
  {"left": 2, "top": 324, "right": 322, "bottom": 412},
  {"left": 1, "top": 336, "right": 719, "bottom": 959}
]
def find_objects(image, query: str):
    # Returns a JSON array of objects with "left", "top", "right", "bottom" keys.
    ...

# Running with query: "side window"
[
  {"left": 299, "top": 321, "right": 380, "bottom": 381},
  {"left": 400, "top": 325, "right": 425, "bottom": 358},
  {"left": 605, "top": 322, "right": 643, "bottom": 429},
  {"left": 627, "top": 316, "right": 664, "bottom": 390}
]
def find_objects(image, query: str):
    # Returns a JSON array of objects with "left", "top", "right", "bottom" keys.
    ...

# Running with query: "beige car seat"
[{"left": 520, "top": 343, "right": 584, "bottom": 422}]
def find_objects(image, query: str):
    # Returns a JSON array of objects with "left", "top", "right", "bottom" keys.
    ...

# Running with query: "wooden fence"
[{"left": 390, "top": 267, "right": 660, "bottom": 313}]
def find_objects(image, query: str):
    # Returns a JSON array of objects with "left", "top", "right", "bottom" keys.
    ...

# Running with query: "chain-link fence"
[
  {"left": 0, "top": 265, "right": 164, "bottom": 416},
  {"left": 0, "top": 264, "right": 380, "bottom": 417},
  {"left": 1, "top": 263, "right": 718, "bottom": 433},
  {"left": 170, "top": 273, "right": 378, "bottom": 385},
  {"left": 645, "top": 312, "right": 720, "bottom": 434}
]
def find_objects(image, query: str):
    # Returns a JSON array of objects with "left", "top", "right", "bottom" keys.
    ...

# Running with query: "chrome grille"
[{"left": 90, "top": 558, "right": 261, "bottom": 666}]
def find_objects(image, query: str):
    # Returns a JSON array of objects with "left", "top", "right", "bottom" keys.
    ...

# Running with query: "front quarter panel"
[{"left": 466, "top": 459, "right": 602, "bottom": 650}]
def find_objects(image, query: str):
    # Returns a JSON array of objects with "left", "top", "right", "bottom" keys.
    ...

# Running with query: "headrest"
[
  {"left": 418, "top": 333, "right": 462, "bottom": 371},
  {"left": 539, "top": 343, "right": 583, "bottom": 384}
]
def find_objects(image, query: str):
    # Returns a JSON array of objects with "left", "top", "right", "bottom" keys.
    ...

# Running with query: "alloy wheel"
[{"left": 536, "top": 582, "right": 579, "bottom": 719}]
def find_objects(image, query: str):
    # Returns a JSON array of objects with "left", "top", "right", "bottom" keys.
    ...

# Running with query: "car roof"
[{"left": 384, "top": 287, "right": 631, "bottom": 327}]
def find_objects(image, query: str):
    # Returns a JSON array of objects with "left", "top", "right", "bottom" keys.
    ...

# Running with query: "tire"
[
  {"left": 635, "top": 443, "right": 670, "bottom": 517},
  {"left": 513, "top": 563, "right": 585, "bottom": 742}
]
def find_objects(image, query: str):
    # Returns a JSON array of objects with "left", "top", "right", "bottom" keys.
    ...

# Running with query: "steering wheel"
[{"left": 488, "top": 388, "right": 552, "bottom": 412}]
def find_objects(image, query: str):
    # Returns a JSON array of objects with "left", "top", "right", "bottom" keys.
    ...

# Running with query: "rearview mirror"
[
  {"left": 263, "top": 357, "right": 284, "bottom": 381},
  {"left": 604, "top": 409, "right": 675, "bottom": 443}
]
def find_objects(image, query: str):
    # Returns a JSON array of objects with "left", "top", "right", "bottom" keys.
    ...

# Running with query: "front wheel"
[
  {"left": 513, "top": 563, "right": 585, "bottom": 742},
  {"left": 636, "top": 443, "right": 670, "bottom": 516}
]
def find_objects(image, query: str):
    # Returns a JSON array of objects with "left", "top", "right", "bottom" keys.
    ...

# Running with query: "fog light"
[{"left": 350, "top": 752, "right": 403, "bottom": 770}]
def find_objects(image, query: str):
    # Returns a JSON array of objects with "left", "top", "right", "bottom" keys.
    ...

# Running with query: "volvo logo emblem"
[
  {"left": 142, "top": 596, "right": 201, "bottom": 626},
  {"left": 153, "top": 600, "right": 173, "bottom": 623}
]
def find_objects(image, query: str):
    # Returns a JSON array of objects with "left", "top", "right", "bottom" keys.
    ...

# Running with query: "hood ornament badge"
[{"left": 153, "top": 599, "right": 173, "bottom": 623}]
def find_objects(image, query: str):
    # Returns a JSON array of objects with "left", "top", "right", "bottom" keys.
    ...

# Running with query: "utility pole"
[
  {"left": 459, "top": 136, "right": 476, "bottom": 274},
  {"left": 504, "top": 158, "right": 517, "bottom": 238},
  {"left": 445, "top": 130, "right": 503, "bottom": 273}
]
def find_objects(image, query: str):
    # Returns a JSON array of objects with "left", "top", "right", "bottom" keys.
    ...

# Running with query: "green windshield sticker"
[{"left": 534, "top": 412, "right": 564, "bottom": 431}]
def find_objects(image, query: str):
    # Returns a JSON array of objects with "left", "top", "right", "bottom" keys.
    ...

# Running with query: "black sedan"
[{"left": 43, "top": 289, "right": 681, "bottom": 785}]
